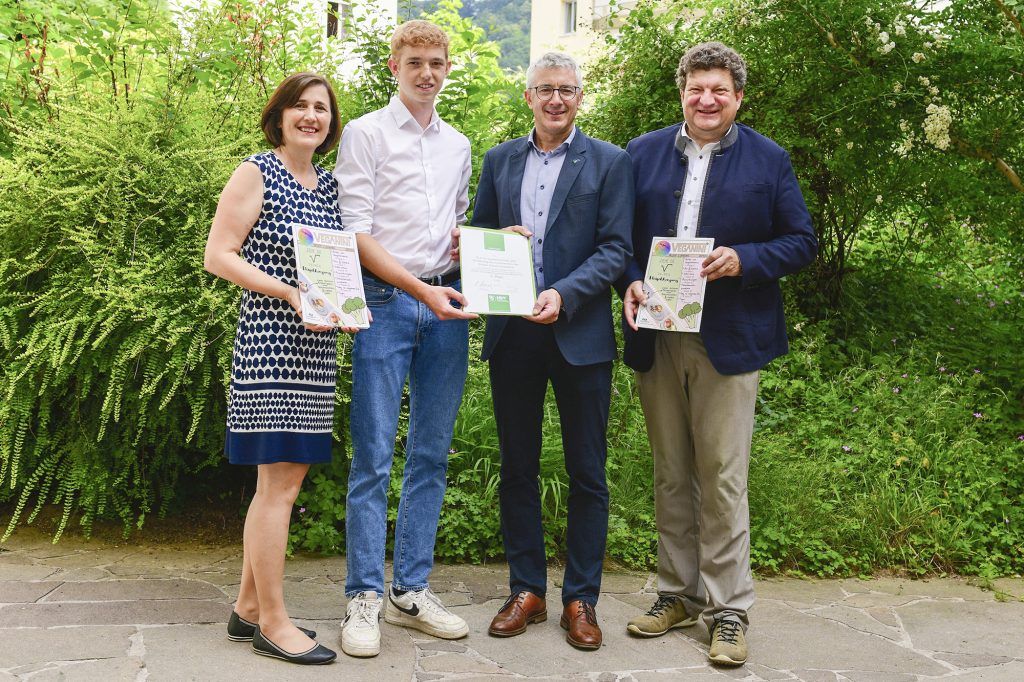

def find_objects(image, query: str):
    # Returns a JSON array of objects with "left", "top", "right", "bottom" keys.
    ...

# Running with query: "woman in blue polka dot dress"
[{"left": 204, "top": 73, "right": 358, "bottom": 665}]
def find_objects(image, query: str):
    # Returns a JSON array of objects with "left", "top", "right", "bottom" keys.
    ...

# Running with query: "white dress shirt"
[
  {"left": 676, "top": 123, "right": 730, "bottom": 237},
  {"left": 334, "top": 96, "right": 472, "bottom": 279}
]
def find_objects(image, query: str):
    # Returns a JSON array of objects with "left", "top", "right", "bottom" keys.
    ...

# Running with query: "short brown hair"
[
  {"left": 390, "top": 20, "right": 449, "bottom": 59},
  {"left": 260, "top": 73, "right": 340, "bottom": 154},
  {"left": 676, "top": 42, "right": 747, "bottom": 92}
]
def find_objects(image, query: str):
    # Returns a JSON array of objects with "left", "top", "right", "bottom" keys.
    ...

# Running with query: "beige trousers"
[{"left": 635, "top": 332, "right": 759, "bottom": 630}]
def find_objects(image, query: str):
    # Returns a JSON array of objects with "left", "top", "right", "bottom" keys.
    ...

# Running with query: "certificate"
[
  {"left": 459, "top": 226, "right": 537, "bottom": 316},
  {"left": 293, "top": 225, "right": 369, "bottom": 328},
  {"left": 636, "top": 237, "right": 714, "bottom": 332}
]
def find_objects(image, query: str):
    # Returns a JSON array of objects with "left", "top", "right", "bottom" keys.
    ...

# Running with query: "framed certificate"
[
  {"left": 636, "top": 237, "right": 715, "bottom": 333},
  {"left": 459, "top": 226, "right": 537, "bottom": 316},
  {"left": 293, "top": 225, "right": 370, "bottom": 328}
]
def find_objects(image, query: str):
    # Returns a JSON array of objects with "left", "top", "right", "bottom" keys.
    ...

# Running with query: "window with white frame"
[
  {"left": 327, "top": 1, "right": 351, "bottom": 38},
  {"left": 562, "top": 0, "right": 578, "bottom": 34}
]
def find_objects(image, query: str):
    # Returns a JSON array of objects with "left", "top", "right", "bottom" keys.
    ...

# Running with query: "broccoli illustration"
[
  {"left": 678, "top": 301, "right": 703, "bottom": 328},
  {"left": 342, "top": 296, "right": 366, "bottom": 325}
]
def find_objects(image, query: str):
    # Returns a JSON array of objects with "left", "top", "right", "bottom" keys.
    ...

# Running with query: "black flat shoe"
[
  {"left": 251, "top": 627, "right": 336, "bottom": 665},
  {"left": 227, "top": 611, "right": 317, "bottom": 642}
]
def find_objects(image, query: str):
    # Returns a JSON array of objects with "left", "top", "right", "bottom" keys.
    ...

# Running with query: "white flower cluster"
[
  {"left": 923, "top": 103, "right": 952, "bottom": 150},
  {"left": 894, "top": 135, "right": 915, "bottom": 157},
  {"left": 865, "top": 16, "right": 896, "bottom": 54},
  {"left": 912, "top": 52, "right": 925, "bottom": 63},
  {"left": 894, "top": 20, "right": 907, "bottom": 37}
]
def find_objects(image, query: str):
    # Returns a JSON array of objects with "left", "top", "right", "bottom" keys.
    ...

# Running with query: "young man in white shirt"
[{"left": 333, "top": 20, "right": 476, "bottom": 658}]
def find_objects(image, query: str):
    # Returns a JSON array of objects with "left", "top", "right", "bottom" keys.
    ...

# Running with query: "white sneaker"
[
  {"left": 383, "top": 586, "right": 469, "bottom": 639},
  {"left": 342, "top": 591, "right": 382, "bottom": 657}
]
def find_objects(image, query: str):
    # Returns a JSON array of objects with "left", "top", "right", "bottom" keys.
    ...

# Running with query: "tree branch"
[
  {"left": 953, "top": 136, "right": 1024, "bottom": 193},
  {"left": 994, "top": 0, "right": 1023, "bottom": 40}
]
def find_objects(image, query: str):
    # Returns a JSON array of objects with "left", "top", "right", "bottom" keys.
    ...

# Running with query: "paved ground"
[{"left": 1, "top": 528, "right": 1023, "bottom": 681}]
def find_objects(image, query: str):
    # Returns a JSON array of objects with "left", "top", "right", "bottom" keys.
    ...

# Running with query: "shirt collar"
[
  {"left": 388, "top": 95, "right": 441, "bottom": 133},
  {"left": 678, "top": 122, "right": 732, "bottom": 153},
  {"left": 528, "top": 127, "right": 576, "bottom": 156}
]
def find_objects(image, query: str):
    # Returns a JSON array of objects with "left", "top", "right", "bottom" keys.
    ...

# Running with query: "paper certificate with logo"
[
  {"left": 636, "top": 237, "right": 715, "bottom": 333},
  {"left": 293, "top": 225, "right": 369, "bottom": 328},
  {"left": 459, "top": 226, "right": 537, "bottom": 316}
]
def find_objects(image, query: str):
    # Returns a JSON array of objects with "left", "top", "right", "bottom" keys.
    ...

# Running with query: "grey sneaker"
[
  {"left": 341, "top": 591, "right": 382, "bottom": 657},
  {"left": 708, "top": 618, "right": 747, "bottom": 666},
  {"left": 384, "top": 587, "right": 469, "bottom": 639},
  {"left": 626, "top": 594, "right": 699, "bottom": 637}
]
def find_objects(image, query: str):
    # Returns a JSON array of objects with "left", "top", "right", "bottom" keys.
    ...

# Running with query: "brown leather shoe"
[
  {"left": 559, "top": 600, "right": 602, "bottom": 650},
  {"left": 488, "top": 591, "right": 547, "bottom": 637}
]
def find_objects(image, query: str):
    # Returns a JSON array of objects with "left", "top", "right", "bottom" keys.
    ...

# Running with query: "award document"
[
  {"left": 293, "top": 225, "right": 369, "bottom": 328},
  {"left": 636, "top": 237, "right": 715, "bottom": 333},
  {"left": 459, "top": 226, "right": 537, "bottom": 316}
]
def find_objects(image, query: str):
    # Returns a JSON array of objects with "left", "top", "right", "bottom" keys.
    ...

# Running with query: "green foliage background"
[{"left": 1, "top": 0, "right": 1022, "bottom": 577}]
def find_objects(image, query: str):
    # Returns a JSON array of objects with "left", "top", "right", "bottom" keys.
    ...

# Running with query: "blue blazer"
[
  {"left": 617, "top": 123, "right": 817, "bottom": 375},
  {"left": 473, "top": 128, "right": 634, "bottom": 366}
]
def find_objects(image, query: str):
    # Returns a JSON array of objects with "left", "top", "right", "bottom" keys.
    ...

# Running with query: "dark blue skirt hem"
[{"left": 225, "top": 430, "right": 333, "bottom": 465}]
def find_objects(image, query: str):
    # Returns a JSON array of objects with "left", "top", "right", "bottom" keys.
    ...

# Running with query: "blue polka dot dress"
[{"left": 224, "top": 151, "right": 340, "bottom": 465}]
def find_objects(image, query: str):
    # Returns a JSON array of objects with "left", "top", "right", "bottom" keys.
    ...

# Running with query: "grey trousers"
[{"left": 635, "top": 332, "right": 759, "bottom": 631}]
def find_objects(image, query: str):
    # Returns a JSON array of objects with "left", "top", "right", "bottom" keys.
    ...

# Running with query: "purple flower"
[
  {"left": 901, "top": 373, "right": 908, "bottom": 378},
  {"left": 973, "top": 412, "right": 983, "bottom": 419},
  {"left": 893, "top": 387, "right": 901, "bottom": 394},
  {"left": 449, "top": 448, "right": 457, "bottom": 454},
  {"left": 842, "top": 445, "right": 852, "bottom": 452},
  {"left": 1017, "top": 434, "right": 1024, "bottom": 441},
  {"left": 299, "top": 507, "right": 306, "bottom": 513},
  {"left": 852, "top": 406, "right": 860, "bottom": 413},
  {"left": 973, "top": 369, "right": 981, "bottom": 374},
  {"left": 939, "top": 366, "right": 946, "bottom": 372}
]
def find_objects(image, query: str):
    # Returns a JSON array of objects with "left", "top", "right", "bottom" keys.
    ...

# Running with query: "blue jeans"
[{"left": 345, "top": 275, "right": 469, "bottom": 596}]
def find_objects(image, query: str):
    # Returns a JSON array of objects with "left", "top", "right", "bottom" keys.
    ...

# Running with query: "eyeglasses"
[{"left": 529, "top": 85, "right": 582, "bottom": 101}]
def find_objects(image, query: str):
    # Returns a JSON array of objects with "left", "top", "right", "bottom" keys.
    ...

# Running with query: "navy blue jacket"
[
  {"left": 618, "top": 123, "right": 817, "bottom": 375},
  {"left": 474, "top": 128, "right": 634, "bottom": 365}
]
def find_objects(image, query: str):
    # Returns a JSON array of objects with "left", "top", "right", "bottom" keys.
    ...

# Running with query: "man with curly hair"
[{"left": 618, "top": 42, "right": 817, "bottom": 666}]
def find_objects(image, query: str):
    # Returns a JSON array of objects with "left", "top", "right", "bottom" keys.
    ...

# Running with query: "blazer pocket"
[
  {"left": 567, "top": 192, "right": 598, "bottom": 204},
  {"left": 743, "top": 182, "right": 772, "bottom": 194}
]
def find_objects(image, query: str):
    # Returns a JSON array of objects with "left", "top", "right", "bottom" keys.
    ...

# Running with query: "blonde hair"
[{"left": 391, "top": 20, "right": 449, "bottom": 59}]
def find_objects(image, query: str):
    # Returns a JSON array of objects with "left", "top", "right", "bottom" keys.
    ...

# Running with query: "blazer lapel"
[
  {"left": 544, "top": 129, "right": 587, "bottom": 232},
  {"left": 507, "top": 141, "right": 529, "bottom": 225}
]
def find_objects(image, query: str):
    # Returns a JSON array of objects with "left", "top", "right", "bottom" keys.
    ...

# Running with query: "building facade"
[{"left": 529, "top": 0, "right": 637, "bottom": 73}]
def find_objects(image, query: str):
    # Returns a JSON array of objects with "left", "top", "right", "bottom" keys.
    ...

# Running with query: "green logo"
[
  {"left": 484, "top": 233, "right": 505, "bottom": 251},
  {"left": 488, "top": 294, "right": 511, "bottom": 312}
]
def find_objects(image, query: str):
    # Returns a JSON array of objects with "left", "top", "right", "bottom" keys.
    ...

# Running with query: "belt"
[{"left": 417, "top": 269, "right": 460, "bottom": 287}]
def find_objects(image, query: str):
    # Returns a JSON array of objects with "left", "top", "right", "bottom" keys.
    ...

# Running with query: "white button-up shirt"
[
  {"left": 675, "top": 123, "right": 729, "bottom": 237},
  {"left": 334, "top": 96, "right": 472, "bottom": 279}
]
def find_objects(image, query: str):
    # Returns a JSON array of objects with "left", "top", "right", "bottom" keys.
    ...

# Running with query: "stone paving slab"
[
  {"left": 0, "top": 581, "right": 62, "bottom": 604},
  {"left": 0, "top": 599, "right": 230, "bottom": 627},
  {"left": 0, "top": 625, "right": 135, "bottom": 668},
  {"left": 41, "top": 578, "right": 224, "bottom": 602},
  {"left": 17, "top": 657, "right": 143, "bottom": 681},
  {"left": 2, "top": 532, "right": 1023, "bottom": 680},
  {"left": 898, "top": 598, "right": 1024, "bottom": 657}
]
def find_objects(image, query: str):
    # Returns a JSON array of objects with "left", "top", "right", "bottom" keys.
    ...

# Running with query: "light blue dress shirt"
[{"left": 521, "top": 128, "right": 576, "bottom": 290}]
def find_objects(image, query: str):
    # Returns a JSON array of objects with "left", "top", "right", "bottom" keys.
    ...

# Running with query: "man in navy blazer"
[
  {"left": 618, "top": 43, "right": 816, "bottom": 666},
  {"left": 471, "top": 52, "right": 633, "bottom": 651}
]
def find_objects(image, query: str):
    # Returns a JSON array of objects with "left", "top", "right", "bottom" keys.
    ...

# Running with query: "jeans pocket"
[{"left": 362, "top": 277, "right": 397, "bottom": 306}]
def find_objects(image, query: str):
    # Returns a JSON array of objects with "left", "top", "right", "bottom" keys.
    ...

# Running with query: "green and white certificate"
[
  {"left": 636, "top": 237, "right": 715, "bottom": 333},
  {"left": 459, "top": 226, "right": 537, "bottom": 316},
  {"left": 293, "top": 225, "right": 369, "bottom": 328}
]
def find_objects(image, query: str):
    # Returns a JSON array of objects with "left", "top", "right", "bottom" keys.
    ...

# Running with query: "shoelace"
[
  {"left": 713, "top": 619, "right": 741, "bottom": 644},
  {"left": 573, "top": 601, "right": 597, "bottom": 626},
  {"left": 646, "top": 595, "right": 680, "bottom": 617},
  {"left": 353, "top": 596, "right": 380, "bottom": 626},
  {"left": 499, "top": 591, "right": 529, "bottom": 613}
]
